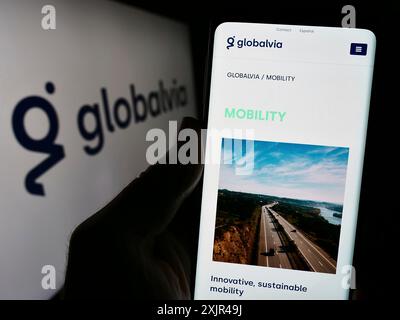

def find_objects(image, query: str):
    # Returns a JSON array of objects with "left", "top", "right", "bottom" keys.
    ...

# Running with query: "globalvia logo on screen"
[
  {"left": 11, "top": 80, "right": 188, "bottom": 196},
  {"left": 226, "top": 36, "right": 283, "bottom": 50}
]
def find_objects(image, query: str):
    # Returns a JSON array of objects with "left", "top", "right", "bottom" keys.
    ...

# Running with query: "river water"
[{"left": 317, "top": 206, "right": 342, "bottom": 225}]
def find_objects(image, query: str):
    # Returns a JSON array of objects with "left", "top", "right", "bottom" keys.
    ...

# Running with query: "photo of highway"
[
  {"left": 212, "top": 139, "right": 347, "bottom": 273},
  {"left": 258, "top": 202, "right": 336, "bottom": 273}
]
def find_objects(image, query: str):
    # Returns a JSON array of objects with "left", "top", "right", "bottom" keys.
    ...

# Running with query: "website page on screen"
[{"left": 195, "top": 22, "right": 375, "bottom": 299}]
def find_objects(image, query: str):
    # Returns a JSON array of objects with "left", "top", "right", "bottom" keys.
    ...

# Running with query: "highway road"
[
  {"left": 268, "top": 205, "right": 337, "bottom": 274},
  {"left": 257, "top": 203, "right": 291, "bottom": 269}
]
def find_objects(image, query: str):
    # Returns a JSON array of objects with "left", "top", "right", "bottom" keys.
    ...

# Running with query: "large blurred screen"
[{"left": 0, "top": 0, "right": 196, "bottom": 299}]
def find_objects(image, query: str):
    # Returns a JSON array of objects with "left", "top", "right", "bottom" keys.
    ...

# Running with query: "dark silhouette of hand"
[{"left": 63, "top": 117, "right": 203, "bottom": 299}]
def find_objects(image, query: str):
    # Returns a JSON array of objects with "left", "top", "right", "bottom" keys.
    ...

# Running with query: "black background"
[{"left": 117, "top": 0, "right": 396, "bottom": 301}]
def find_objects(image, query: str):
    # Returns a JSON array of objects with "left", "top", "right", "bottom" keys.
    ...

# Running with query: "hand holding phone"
[{"left": 195, "top": 22, "right": 375, "bottom": 300}]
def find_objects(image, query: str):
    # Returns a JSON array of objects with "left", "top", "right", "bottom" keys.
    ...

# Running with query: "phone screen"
[{"left": 195, "top": 22, "right": 375, "bottom": 299}]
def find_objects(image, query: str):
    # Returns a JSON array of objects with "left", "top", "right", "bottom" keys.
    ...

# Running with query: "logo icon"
[
  {"left": 227, "top": 36, "right": 235, "bottom": 49},
  {"left": 12, "top": 82, "right": 65, "bottom": 196}
]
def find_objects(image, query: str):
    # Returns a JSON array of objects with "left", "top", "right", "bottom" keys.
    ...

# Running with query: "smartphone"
[{"left": 194, "top": 22, "right": 375, "bottom": 299}]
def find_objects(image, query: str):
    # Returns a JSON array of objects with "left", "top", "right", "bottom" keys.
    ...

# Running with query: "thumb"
[{"left": 102, "top": 117, "right": 203, "bottom": 236}]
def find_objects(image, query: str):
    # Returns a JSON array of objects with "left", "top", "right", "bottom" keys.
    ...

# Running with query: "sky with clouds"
[{"left": 219, "top": 139, "right": 349, "bottom": 204}]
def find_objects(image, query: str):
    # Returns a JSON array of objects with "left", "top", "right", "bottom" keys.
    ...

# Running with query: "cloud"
[
  {"left": 218, "top": 140, "right": 349, "bottom": 203},
  {"left": 307, "top": 147, "right": 338, "bottom": 154},
  {"left": 269, "top": 151, "right": 283, "bottom": 158},
  {"left": 267, "top": 159, "right": 347, "bottom": 185}
]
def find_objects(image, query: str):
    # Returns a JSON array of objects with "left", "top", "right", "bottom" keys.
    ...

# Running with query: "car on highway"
[{"left": 266, "top": 248, "right": 275, "bottom": 256}]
